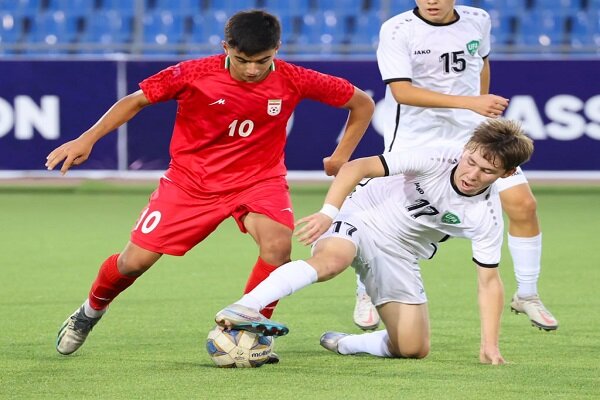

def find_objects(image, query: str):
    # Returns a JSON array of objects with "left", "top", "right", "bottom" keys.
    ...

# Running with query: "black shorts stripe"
[
  {"left": 378, "top": 155, "right": 389, "bottom": 176},
  {"left": 473, "top": 258, "right": 499, "bottom": 268}
]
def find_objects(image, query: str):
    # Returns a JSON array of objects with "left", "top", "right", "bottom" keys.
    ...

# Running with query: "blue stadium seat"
[
  {"left": 296, "top": 11, "right": 348, "bottom": 49},
  {"left": 2, "top": 0, "right": 42, "bottom": 17},
  {"left": 204, "top": 0, "right": 259, "bottom": 14},
  {"left": 347, "top": 9, "right": 381, "bottom": 52},
  {"left": 261, "top": 0, "right": 311, "bottom": 15},
  {"left": 79, "top": 10, "right": 132, "bottom": 48},
  {"left": 569, "top": 10, "right": 600, "bottom": 47},
  {"left": 531, "top": 0, "right": 583, "bottom": 13},
  {"left": 388, "top": 0, "right": 416, "bottom": 16},
  {"left": 277, "top": 12, "right": 302, "bottom": 47},
  {"left": 152, "top": 0, "right": 202, "bottom": 15},
  {"left": 516, "top": 10, "right": 567, "bottom": 46},
  {"left": 46, "top": 0, "right": 95, "bottom": 18},
  {"left": 0, "top": 12, "right": 23, "bottom": 53},
  {"left": 25, "top": 11, "right": 78, "bottom": 53},
  {"left": 142, "top": 10, "right": 186, "bottom": 54},
  {"left": 316, "top": 0, "right": 362, "bottom": 16},
  {"left": 588, "top": 0, "right": 600, "bottom": 10},
  {"left": 479, "top": 0, "right": 527, "bottom": 17},
  {"left": 189, "top": 12, "right": 225, "bottom": 50},
  {"left": 490, "top": 13, "right": 514, "bottom": 45},
  {"left": 99, "top": 0, "right": 136, "bottom": 16},
  {"left": 456, "top": 0, "right": 479, "bottom": 6}
]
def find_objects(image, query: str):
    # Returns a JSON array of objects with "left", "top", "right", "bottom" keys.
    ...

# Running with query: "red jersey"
[{"left": 139, "top": 54, "right": 355, "bottom": 194}]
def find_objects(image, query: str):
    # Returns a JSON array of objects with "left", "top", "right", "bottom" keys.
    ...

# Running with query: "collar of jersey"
[
  {"left": 412, "top": 7, "right": 460, "bottom": 27},
  {"left": 224, "top": 55, "right": 276, "bottom": 71}
]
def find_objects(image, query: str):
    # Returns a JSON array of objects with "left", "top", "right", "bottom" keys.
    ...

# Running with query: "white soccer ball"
[{"left": 206, "top": 326, "right": 273, "bottom": 368}]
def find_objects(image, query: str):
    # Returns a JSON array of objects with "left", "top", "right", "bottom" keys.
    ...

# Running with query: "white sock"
[
  {"left": 508, "top": 233, "right": 542, "bottom": 297},
  {"left": 83, "top": 299, "right": 107, "bottom": 318},
  {"left": 236, "top": 260, "right": 318, "bottom": 311},
  {"left": 338, "top": 330, "right": 393, "bottom": 357},
  {"left": 356, "top": 274, "right": 367, "bottom": 296}
]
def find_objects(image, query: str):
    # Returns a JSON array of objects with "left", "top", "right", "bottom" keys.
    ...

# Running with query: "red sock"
[
  {"left": 88, "top": 254, "right": 137, "bottom": 310},
  {"left": 244, "top": 257, "right": 279, "bottom": 318}
]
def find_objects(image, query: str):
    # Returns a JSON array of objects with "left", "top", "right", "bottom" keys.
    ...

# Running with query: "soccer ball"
[{"left": 206, "top": 326, "right": 273, "bottom": 368}]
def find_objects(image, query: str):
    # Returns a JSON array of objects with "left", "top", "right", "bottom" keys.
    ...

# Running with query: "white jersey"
[
  {"left": 377, "top": 6, "right": 491, "bottom": 152},
  {"left": 343, "top": 147, "right": 503, "bottom": 265}
]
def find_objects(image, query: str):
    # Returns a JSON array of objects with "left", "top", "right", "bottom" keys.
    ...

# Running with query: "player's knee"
[
  {"left": 259, "top": 236, "right": 292, "bottom": 265},
  {"left": 388, "top": 337, "right": 430, "bottom": 359},
  {"left": 117, "top": 253, "right": 154, "bottom": 277},
  {"left": 507, "top": 195, "right": 538, "bottom": 224},
  {"left": 311, "top": 252, "right": 353, "bottom": 282}
]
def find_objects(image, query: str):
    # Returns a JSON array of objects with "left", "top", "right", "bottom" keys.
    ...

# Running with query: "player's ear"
[
  {"left": 501, "top": 168, "right": 516, "bottom": 178},
  {"left": 222, "top": 41, "right": 228, "bottom": 55}
]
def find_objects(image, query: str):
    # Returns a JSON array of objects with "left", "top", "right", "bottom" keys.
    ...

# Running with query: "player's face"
[
  {"left": 224, "top": 44, "right": 278, "bottom": 83},
  {"left": 454, "top": 149, "right": 512, "bottom": 195},
  {"left": 415, "top": 0, "right": 457, "bottom": 24}
]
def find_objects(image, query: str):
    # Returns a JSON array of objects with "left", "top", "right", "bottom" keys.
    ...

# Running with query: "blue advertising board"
[{"left": 0, "top": 58, "right": 598, "bottom": 174}]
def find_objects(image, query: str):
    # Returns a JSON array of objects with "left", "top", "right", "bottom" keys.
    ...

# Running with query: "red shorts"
[{"left": 130, "top": 176, "right": 294, "bottom": 256}]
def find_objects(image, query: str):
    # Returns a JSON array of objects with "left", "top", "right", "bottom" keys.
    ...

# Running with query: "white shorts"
[
  {"left": 314, "top": 213, "right": 427, "bottom": 306},
  {"left": 495, "top": 166, "right": 529, "bottom": 192}
]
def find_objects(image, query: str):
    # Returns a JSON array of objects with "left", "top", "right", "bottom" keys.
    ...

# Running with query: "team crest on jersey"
[
  {"left": 441, "top": 212, "right": 461, "bottom": 225},
  {"left": 267, "top": 99, "right": 282, "bottom": 116},
  {"left": 466, "top": 40, "right": 480, "bottom": 56}
]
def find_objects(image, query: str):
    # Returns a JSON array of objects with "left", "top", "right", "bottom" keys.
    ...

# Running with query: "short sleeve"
[
  {"left": 382, "top": 147, "right": 459, "bottom": 176},
  {"left": 294, "top": 65, "right": 355, "bottom": 107},
  {"left": 478, "top": 10, "right": 492, "bottom": 58},
  {"left": 139, "top": 63, "right": 187, "bottom": 103},
  {"left": 470, "top": 196, "right": 503, "bottom": 265},
  {"left": 376, "top": 17, "right": 413, "bottom": 83}
]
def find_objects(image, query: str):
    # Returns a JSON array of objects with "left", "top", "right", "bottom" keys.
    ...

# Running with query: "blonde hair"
[{"left": 465, "top": 119, "right": 533, "bottom": 171}]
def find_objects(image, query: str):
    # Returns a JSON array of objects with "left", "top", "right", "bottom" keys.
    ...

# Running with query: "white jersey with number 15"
[{"left": 377, "top": 6, "right": 491, "bottom": 152}]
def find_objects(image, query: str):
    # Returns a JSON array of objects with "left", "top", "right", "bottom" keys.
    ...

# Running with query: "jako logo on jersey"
[
  {"left": 268, "top": 99, "right": 282, "bottom": 116},
  {"left": 209, "top": 99, "right": 226, "bottom": 106},
  {"left": 466, "top": 40, "right": 480, "bottom": 56},
  {"left": 414, "top": 182, "right": 424, "bottom": 194},
  {"left": 441, "top": 212, "right": 461, "bottom": 224},
  {"left": 413, "top": 50, "right": 431, "bottom": 55}
]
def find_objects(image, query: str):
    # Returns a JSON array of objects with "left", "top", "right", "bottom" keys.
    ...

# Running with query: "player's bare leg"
[
  {"left": 56, "top": 242, "right": 161, "bottom": 355},
  {"left": 500, "top": 184, "right": 558, "bottom": 331},
  {"left": 322, "top": 302, "right": 430, "bottom": 359}
]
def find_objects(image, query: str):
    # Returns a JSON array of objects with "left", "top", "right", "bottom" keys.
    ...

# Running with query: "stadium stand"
[{"left": 0, "top": 0, "right": 598, "bottom": 56}]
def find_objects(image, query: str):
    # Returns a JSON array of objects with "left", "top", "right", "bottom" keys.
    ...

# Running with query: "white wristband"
[{"left": 319, "top": 203, "right": 339, "bottom": 220}]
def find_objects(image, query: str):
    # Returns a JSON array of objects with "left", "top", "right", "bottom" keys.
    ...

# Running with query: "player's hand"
[
  {"left": 479, "top": 345, "right": 507, "bottom": 365},
  {"left": 294, "top": 212, "right": 333, "bottom": 245},
  {"left": 45, "top": 137, "right": 94, "bottom": 175},
  {"left": 323, "top": 156, "right": 346, "bottom": 176},
  {"left": 469, "top": 94, "right": 509, "bottom": 118}
]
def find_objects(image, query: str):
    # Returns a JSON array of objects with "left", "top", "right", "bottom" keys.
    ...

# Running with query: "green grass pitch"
[{"left": 0, "top": 182, "right": 598, "bottom": 399}]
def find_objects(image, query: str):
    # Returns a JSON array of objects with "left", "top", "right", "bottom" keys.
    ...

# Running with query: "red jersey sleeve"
[
  {"left": 278, "top": 61, "right": 355, "bottom": 107},
  {"left": 139, "top": 56, "right": 224, "bottom": 103},
  {"left": 139, "top": 63, "right": 187, "bottom": 103}
]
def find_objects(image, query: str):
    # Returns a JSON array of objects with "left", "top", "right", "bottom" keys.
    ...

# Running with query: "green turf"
[{"left": 0, "top": 183, "right": 598, "bottom": 399}]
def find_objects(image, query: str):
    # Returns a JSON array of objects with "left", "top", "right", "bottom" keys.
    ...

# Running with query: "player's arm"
[
  {"left": 480, "top": 57, "right": 491, "bottom": 95},
  {"left": 46, "top": 90, "right": 151, "bottom": 175},
  {"left": 323, "top": 86, "right": 375, "bottom": 176},
  {"left": 476, "top": 263, "right": 506, "bottom": 365},
  {"left": 388, "top": 79, "right": 508, "bottom": 119},
  {"left": 295, "top": 156, "right": 385, "bottom": 245}
]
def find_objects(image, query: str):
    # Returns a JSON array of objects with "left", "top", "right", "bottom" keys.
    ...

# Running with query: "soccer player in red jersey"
[{"left": 47, "top": 10, "right": 375, "bottom": 357}]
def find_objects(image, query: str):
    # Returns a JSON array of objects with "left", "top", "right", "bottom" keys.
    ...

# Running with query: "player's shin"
[
  {"left": 237, "top": 260, "right": 318, "bottom": 311},
  {"left": 244, "top": 257, "right": 279, "bottom": 317},
  {"left": 88, "top": 254, "right": 138, "bottom": 311}
]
